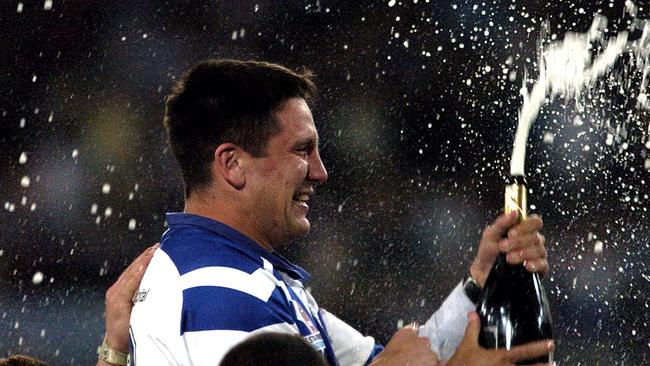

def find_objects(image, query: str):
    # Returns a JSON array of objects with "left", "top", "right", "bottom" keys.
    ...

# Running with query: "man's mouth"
[{"left": 292, "top": 192, "right": 311, "bottom": 206}]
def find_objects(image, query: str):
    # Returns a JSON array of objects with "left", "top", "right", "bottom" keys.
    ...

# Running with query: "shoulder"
[
  {"left": 180, "top": 257, "right": 295, "bottom": 335},
  {"left": 130, "top": 250, "right": 184, "bottom": 342},
  {"left": 161, "top": 226, "right": 262, "bottom": 275},
  {"left": 145, "top": 227, "right": 298, "bottom": 334}
]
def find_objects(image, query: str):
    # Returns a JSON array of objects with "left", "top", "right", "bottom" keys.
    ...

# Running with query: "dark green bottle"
[{"left": 477, "top": 175, "right": 554, "bottom": 365}]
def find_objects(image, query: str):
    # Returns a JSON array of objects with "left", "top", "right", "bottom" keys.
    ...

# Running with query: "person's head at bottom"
[
  {"left": 0, "top": 355, "right": 48, "bottom": 366},
  {"left": 220, "top": 332, "right": 327, "bottom": 366}
]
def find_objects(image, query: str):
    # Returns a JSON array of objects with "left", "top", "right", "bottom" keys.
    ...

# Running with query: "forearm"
[{"left": 419, "top": 282, "right": 475, "bottom": 361}]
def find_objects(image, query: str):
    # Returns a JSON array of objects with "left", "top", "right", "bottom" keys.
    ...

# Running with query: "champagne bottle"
[{"left": 477, "top": 175, "right": 554, "bottom": 365}]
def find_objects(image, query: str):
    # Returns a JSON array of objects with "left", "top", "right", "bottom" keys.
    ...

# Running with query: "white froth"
[
  {"left": 20, "top": 176, "right": 30, "bottom": 188},
  {"left": 32, "top": 271, "right": 44, "bottom": 285},
  {"left": 543, "top": 132, "right": 555, "bottom": 144},
  {"left": 510, "top": 10, "right": 649, "bottom": 176},
  {"left": 625, "top": 0, "right": 638, "bottom": 17}
]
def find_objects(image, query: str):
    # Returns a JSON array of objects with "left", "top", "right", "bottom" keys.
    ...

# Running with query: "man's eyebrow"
[{"left": 293, "top": 136, "right": 317, "bottom": 148}]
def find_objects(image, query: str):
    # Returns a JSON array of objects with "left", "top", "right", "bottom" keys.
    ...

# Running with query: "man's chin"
[
  {"left": 291, "top": 218, "right": 311, "bottom": 237},
  {"left": 275, "top": 221, "right": 310, "bottom": 248}
]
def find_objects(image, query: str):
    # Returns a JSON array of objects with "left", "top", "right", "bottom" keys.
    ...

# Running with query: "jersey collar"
[{"left": 165, "top": 212, "right": 311, "bottom": 282}]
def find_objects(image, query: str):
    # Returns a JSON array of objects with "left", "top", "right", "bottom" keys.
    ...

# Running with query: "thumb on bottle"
[{"left": 462, "top": 312, "right": 481, "bottom": 345}]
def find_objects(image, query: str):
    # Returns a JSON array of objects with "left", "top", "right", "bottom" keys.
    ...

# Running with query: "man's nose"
[{"left": 308, "top": 151, "right": 328, "bottom": 183}]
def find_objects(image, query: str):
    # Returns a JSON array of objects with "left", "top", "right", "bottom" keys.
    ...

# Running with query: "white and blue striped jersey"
[{"left": 129, "top": 213, "right": 474, "bottom": 366}]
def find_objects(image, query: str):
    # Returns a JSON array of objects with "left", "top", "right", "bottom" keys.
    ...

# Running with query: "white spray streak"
[
  {"left": 588, "top": 32, "right": 629, "bottom": 84},
  {"left": 635, "top": 21, "right": 650, "bottom": 109},
  {"left": 510, "top": 11, "right": 645, "bottom": 176}
]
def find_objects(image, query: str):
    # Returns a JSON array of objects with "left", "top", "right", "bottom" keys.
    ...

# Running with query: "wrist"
[
  {"left": 469, "top": 262, "right": 487, "bottom": 288},
  {"left": 104, "top": 332, "right": 129, "bottom": 354},
  {"left": 99, "top": 334, "right": 129, "bottom": 366}
]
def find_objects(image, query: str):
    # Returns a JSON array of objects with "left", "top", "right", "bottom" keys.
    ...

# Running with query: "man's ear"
[{"left": 214, "top": 143, "right": 246, "bottom": 189}]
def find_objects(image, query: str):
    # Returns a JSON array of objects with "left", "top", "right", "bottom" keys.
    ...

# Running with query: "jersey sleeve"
[
  {"left": 319, "top": 309, "right": 378, "bottom": 366},
  {"left": 419, "top": 282, "right": 475, "bottom": 362},
  {"left": 321, "top": 283, "right": 473, "bottom": 365}
]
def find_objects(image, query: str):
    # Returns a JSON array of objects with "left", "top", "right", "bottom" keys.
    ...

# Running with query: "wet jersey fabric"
[{"left": 129, "top": 213, "right": 473, "bottom": 365}]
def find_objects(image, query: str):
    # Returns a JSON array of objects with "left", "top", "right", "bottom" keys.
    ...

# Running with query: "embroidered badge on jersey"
[{"left": 293, "top": 300, "right": 326, "bottom": 352}]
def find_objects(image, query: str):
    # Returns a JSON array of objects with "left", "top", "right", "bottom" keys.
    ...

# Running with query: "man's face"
[{"left": 246, "top": 98, "right": 328, "bottom": 247}]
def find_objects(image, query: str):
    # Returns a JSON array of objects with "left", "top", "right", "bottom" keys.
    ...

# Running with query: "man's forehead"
[
  {"left": 277, "top": 99, "right": 318, "bottom": 139},
  {"left": 277, "top": 98, "right": 313, "bottom": 120}
]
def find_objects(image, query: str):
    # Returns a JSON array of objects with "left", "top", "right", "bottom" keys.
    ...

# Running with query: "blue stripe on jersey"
[
  {"left": 180, "top": 286, "right": 294, "bottom": 334},
  {"left": 163, "top": 213, "right": 311, "bottom": 281},
  {"left": 161, "top": 231, "right": 262, "bottom": 276},
  {"left": 365, "top": 344, "right": 385, "bottom": 365}
]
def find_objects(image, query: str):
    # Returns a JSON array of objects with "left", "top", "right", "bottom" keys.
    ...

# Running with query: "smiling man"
[{"left": 127, "top": 59, "right": 553, "bottom": 366}]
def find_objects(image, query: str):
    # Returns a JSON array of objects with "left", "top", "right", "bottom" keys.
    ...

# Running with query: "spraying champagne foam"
[{"left": 510, "top": 2, "right": 650, "bottom": 176}]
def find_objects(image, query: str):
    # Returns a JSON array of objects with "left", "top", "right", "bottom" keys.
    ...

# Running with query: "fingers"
[
  {"left": 503, "top": 340, "right": 554, "bottom": 363},
  {"left": 461, "top": 312, "right": 481, "bottom": 346},
  {"left": 417, "top": 335, "right": 432, "bottom": 349},
  {"left": 124, "top": 244, "right": 158, "bottom": 289},
  {"left": 482, "top": 211, "right": 519, "bottom": 242},
  {"left": 500, "top": 229, "right": 544, "bottom": 251},
  {"left": 499, "top": 215, "right": 545, "bottom": 259},
  {"left": 386, "top": 326, "right": 433, "bottom": 352},
  {"left": 380, "top": 326, "right": 438, "bottom": 366},
  {"left": 497, "top": 215, "right": 548, "bottom": 275},
  {"left": 505, "top": 234, "right": 546, "bottom": 263},
  {"left": 524, "top": 258, "right": 549, "bottom": 274},
  {"left": 109, "top": 244, "right": 159, "bottom": 301},
  {"left": 400, "top": 326, "right": 433, "bottom": 350},
  {"left": 126, "top": 243, "right": 158, "bottom": 274},
  {"left": 392, "top": 325, "right": 419, "bottom": 342},
  {"left": 130, "top": 244, "right": 158, "bottom": 276},
  {"left": 507, "top": 215, "right": 543, "bottom": 239}
]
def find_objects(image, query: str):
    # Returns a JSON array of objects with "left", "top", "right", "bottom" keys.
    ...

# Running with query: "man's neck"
[{"left": 184, "top": 193, "right": 275, "bottom": 252}]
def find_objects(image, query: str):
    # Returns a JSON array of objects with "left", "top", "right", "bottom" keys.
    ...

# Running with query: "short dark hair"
[
  {"left": 219, "top": 332, "right": 327, "bottom": 366},
  {"left": 163, "top": 59, "right": 317, "bottom": 196},
  {"left": 0, "top": 355, "right": 48, "bottom": 366}
]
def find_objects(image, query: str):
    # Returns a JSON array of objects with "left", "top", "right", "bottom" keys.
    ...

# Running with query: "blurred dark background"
[{"left": 1, "top": 0, "right": 648, "bottom": 364}]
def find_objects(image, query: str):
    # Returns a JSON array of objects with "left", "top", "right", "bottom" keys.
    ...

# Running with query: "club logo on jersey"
[
  {"left": 296, "top": 303, "right": 319, "bottom": 334},
  {"left": 132, "top": 288, "right": 149, "bottom": 304},
  {"left": 291, "top": 300, "right": 325, "bottom": 352}
]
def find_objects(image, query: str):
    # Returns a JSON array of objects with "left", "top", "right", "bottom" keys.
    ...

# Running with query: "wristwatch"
[
  {"left": 98, "top": 335, "right": 129, "bottom": 366},
  {"left": 462, "top": 271, "right": 483, "bottom": 305}
]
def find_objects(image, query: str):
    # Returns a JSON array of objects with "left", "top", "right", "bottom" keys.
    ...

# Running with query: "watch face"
[{"left": 464, "top": 279, "right": 482, "bottom": 304}]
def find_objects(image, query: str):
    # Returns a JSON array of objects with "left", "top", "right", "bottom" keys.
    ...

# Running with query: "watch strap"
[
  {"left": 98, "top": 335, "right": 129, "bottom": 366},
  {"left": 462, "top": 271, "right": 483, "bottom": 305}
]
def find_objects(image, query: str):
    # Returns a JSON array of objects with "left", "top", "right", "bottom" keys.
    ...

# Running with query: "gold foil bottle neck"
[{"left": 505, "top": 181, "right": 528, "bottom": 221}]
